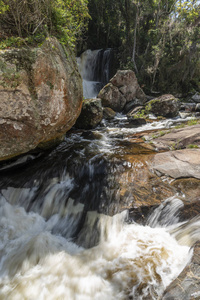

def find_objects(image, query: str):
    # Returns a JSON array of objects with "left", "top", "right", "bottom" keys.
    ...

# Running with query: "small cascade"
[{"left": 77, "top": 49, "right": 112, "bottom": 99}]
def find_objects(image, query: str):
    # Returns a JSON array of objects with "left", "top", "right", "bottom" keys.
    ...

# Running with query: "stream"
[{"left": 0, "top": 114, "right": 199, "bottom": 300}]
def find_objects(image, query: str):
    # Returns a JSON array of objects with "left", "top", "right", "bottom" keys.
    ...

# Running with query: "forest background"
[{"left": 0, "top": 0, "right": 199, "bottom": 95}]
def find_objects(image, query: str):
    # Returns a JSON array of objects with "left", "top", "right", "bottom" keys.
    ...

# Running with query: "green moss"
[{"left": 187, "top": 144, "right": 199, "bottom": 149}]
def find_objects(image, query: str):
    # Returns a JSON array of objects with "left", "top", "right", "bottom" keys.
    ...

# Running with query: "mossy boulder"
[
  {"left": 0, "top": 37, "right": 83, "bottom": 161},
  {"left": 145, "top": 94, "right": 180, "bottom": 118}
]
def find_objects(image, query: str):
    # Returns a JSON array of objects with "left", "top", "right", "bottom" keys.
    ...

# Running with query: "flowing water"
[
  {"left": 77, "top": 49, "right": 112, "bottom": 98},
  {"left": 0, "top": 114, "right": 199, "bottom": 300}
]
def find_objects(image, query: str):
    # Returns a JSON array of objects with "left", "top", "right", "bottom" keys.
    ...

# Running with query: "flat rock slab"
[
  {"left": 152, "top": 124, "right": 200, "bottom": 150},
  {"left": 152, "top": 149, "right": 200, "bottom": 179}
]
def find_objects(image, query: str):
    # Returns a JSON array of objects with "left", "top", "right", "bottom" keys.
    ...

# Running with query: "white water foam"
[{"left": 0, "top": 197, "right": 193, "bottom": 300}]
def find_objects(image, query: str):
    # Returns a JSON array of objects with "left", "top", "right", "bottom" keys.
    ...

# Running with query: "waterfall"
[{"left": 77, "top": 49, "right": 112, "bottom": 99}]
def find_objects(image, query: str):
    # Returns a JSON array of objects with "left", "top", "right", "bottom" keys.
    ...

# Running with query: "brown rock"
[
  {"left": 98, "top": 70, "right": 146, "bottom": 112},
  {"left": 98, "top": 82, "right": 126, "bottom": 112},
  {"left": 0, "top": 37, "right": 82, "bottom": 161}
]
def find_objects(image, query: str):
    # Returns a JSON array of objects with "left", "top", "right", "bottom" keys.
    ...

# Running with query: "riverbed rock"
[
  {"left": 151, "top": 149, "right": 200, "bottom": 179},
  {"left": 0, "top": 37, "right": 82, "bottom": 161},
  {"left": 103, "top": 107, "right": 116, "bottom": 120},
  {"left": 162, "top": 242, "right": 200, "bottom": 300},
  {"left": 98, "top": 70, "right": 146, "bottom": 112},
  {"left": 150, "top": 124, "right": 200, "bottom": 150},
  {"left": 145, "top": 94, "right": 180, "bottom": 117},
  {"left": 191, "top": 92, "right": 200, "bottom": 103},
  {"left": 75, "top": 98, "right": 103, "bottom": 129}
]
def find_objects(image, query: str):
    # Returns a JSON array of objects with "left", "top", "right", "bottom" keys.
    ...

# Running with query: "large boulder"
[
  {"left": 0, "top": 37, "right": 82, "bottom": 161},
  {"left": 75, "top": 98, "right": 103, "bottom": 129},
  {"left": 145, "top": 94, "right": 179, "bottom": 117},
  {"left": 98, "top": 70, "right": 146, "bottom": 112}
]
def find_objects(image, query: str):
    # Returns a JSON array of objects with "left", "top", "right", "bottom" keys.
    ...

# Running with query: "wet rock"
[
  {"left": 145, "top": 94, "right": 180, "bottom": 118},
  {"left": 162, "top": 242, "right": 200, "bottom": 300},
  {"left": 151, "top": 149, "right": 200, "bottom": 179},
  {"left": 103, "top": 107, "right": 116, "bottom": 120},
  {"left": 128, "top": 118, "right": 147, "bottom": 126},
  {"left": 151, "top": 124, "right": 200, "bottom": 150},
  {"left": 180, "top": 103, "right": 196, "bottom": 112},
  {"left": 98, "top": 70, "right": 146, "bottom": 112},
  {"left": 0, "top": 37, "right": 82, "bottom": 161},
  {"left": 75, "top": 98, "right": 103, "bottom": 129}
]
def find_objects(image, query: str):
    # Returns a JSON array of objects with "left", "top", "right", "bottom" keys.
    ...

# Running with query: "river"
[{"left": 0, "top": 113, "right": 199, "bottom": 300}]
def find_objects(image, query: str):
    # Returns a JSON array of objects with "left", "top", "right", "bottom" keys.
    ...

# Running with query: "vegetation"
[
  {"left": 87, "top": 0, "right": 200, "bottom": 94},
  {"left": 0, "top": 0, "right": 90, "bottom": 48},
  {"left": 0, "top": 0, "right": 199, "bottom": 95}
]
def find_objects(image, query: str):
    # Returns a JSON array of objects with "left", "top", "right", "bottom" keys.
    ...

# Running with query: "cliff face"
[{"left": 0, "top": 37, "right": 83, "bottom": 161}]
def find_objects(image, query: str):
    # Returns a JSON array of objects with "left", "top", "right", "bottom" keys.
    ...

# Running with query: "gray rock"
[
  {"left": 151, "top": 149, "right": 200, "bottom": 179},
  {"left": 75, "top": 98, "right": 103, "bottom": 129},
  {"left": 191, "top": 93, "right": 200, "bottom": 103},
  {"left": 145, "top": 94, "right": 180, "bottom": 118}
]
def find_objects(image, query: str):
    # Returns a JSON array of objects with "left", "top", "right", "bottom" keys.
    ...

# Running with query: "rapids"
[{"left": 0, "top": 115, "right": 199, "bottom": 300}]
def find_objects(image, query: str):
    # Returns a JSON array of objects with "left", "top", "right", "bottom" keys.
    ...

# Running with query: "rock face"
[
  {"left": 0, "top": 37, "right": 82, "bottom": 161},
  {"left": 152, "top": 149, "right": 200, "bottom": 179},
  {"left": 75, "top": 98, "right": 103, "bottom": 129},
  {"left": 98, "top": 70, "right": 146, "bottom": 112},
  {"left": 145, "top": 94, "right": 179, "bottom": 117}
]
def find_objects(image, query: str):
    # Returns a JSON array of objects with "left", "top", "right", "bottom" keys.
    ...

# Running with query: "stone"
[
  {"left": 162, "top": 242, "right": 200, "bottom": 300},
  {"left": 98, "top": 83, "right": 126, "bottom": 112},
  {"left": 103, "top": 107, "right": 116, "bottom": 120},
  {"left": 123, "top": 99, "right": 144, "bottom": 114},
  {"left": 0, "top": 37, "right": 82, "bottom": 161},
  {"left": 145, "top": 94, "right": 180, "bottom": 118},
  {"left": 98, "top": 70, "right": 146, "bottom": 112},
  {"left": 195, "top": 103, "right": 200, "bottom": 112},
  {"left": 151, "top": 149, "right": 200, "bottom": 180},
  {"left": 151, "top": 124, "right": 200, "bottom": 150},
  {"left": 110, "top": 70, "right": 146, "bottom": 103},
  {"left": 75, "top": 98, "right": 103, "bottom": 129},
  {"left": 191, "top": 92, "right": 200, "bottom": 103}
]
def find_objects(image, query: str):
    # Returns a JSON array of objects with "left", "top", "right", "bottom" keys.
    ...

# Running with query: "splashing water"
[{"left": 0, "top": 195, "right": 196, "bottom": 300}]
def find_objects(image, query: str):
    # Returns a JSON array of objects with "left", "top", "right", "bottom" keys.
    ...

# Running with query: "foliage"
[
  {"left": 86, "top": 0, "right": 200, "bottom": 94},
  {"left": 0, "top": 0, "right": 90, "bottom": 48}
]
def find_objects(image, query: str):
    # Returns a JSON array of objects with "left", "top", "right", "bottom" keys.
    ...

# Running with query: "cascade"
[
  {"left": 77, "top": 48, "right": 112, "bottom": 99},
  {"left": 0, "top": 105, "right": 199, "bottom": 298}
]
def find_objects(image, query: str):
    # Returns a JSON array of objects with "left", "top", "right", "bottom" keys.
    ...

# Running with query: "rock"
[
  {"left": 128, "top": 117, "right": 147, "bottom": 126},
  {"left": 162, "top": 242, "right": 200, "bottom": 300},
  {"left": 195, "top": 103, "right": 200, "bottom": 112},
  {"left": 98, "top": 70, "right": 146, "bottom": 112},
  {"left": 145, "top": 94, "right": 179, "bottom": 117},
  {"left": 151, "top": 124, "right": 200, "bottom": 150},
  {"left": 75, "top": 98, "right": 103, "bottom": 129},
  {"left": 180, "top": 103, "right": 196, "bottom": 112},
  {"left": 98, "top": 83, "right": 126, "bottom": 112},
  {"left": 191, "top": 92, "right": 200, "bottom": 103},
  {"left": 127, "top": 106, "right": 144, "bottom": 118},
  {"left": 0, "top": 37, "right": 82, "bottom": 161},
  {"left": 123, "top": 99, "right": 144, "bottom": 114},
  {"left": 151, "top": 149, "right": 200, "bottom": 179},
  {"left": 110, "top": 70, "right": 146, "bottom": 103},
  {"left": 103, "top": 107, "right": 116, "bottom": 120}
]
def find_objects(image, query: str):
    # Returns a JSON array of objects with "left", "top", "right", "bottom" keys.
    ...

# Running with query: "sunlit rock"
[{"left": 0, "top": 37, "right": 82, "bottom": 161}]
